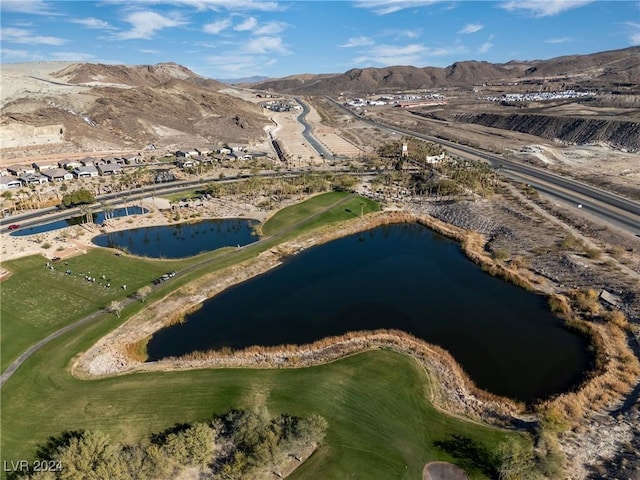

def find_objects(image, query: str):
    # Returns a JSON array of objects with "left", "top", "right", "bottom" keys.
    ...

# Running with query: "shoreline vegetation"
[{"left": 73, "top": 210, "right": 640, "bottom": 432}]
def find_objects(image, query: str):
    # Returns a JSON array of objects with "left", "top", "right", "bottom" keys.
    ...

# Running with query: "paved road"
[
  {"left": 325, "top": 96, "right": 640, "bottom": 235},
  {"left": 0, "top": 193, "right": 356, "bottom": 388},
  {"left": 294, "top": 97, "right": 332, "bottom": 159},
  {"left": 0, "top": 172, "right": 299, "bottom": 233}
]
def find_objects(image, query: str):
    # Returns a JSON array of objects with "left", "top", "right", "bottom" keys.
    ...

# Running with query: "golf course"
[{"left": 1, "top": 192, "right": 528, "bottom": 479}]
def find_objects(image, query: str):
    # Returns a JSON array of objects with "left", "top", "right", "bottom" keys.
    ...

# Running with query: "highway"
[{"left": 324, "top": 96, "right": 640, "bottom": 234}]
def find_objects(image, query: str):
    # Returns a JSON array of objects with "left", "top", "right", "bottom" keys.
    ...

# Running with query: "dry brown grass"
[
  {"left": 124, "top": 336, "right": 150, "bottom": 362},
  {"left": 163, "top": 328, "right": 524, "bottom": 423},
  {"left": 569, "top": 288, "right": 601, "bottom": 316},
  {"left": 537, "top": 311, "right": 640, "bottom": 432}
]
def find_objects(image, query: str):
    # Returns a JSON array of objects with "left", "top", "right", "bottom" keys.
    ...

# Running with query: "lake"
[
  {"left": 146, "top": 223, "right": 591, "bottom": 401},
  {"left": 92, "top": 218, "right": 259, "bottom": 258},
  {"left": 10, "top": 206, "right": 148, "bottom": 236}
]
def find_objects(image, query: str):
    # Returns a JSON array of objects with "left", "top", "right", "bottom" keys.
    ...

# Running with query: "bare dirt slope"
[{"left": 1, "top": 62, "right": 271, "bottom": 160}]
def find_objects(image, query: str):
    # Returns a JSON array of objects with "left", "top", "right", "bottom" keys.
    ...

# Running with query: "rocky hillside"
[
  {"left": 1, "top": 62, "right": 269, "bottom": 157},
  {"left": 453, "top": 113, "right": 640, "bottom": 152},
  {"left": 252, "top": 47, "right": 640, "bottom": 94}
]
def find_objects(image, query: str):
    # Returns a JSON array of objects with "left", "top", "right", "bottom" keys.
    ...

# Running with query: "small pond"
[
  {"left": 92, "top": 218, "right": 259, "bottom": 258},
  {"left": 11, "top": 206, "right": 148, "bottom": 236},
  {"left": 146, "top": 223, "right": 591, "bottom": 402}
]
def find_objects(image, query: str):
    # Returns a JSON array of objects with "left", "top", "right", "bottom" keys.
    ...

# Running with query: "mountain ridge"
[{"left": 250, "top": 46, "right": 640, "bottom": 94}]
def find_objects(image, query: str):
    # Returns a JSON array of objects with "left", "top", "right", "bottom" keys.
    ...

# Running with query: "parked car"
[{"left": 7, "top": 224, "right": 20, "bottom": 230}]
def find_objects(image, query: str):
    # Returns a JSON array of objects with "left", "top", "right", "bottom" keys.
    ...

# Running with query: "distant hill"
[
  {"left": 251, "top": 46, "right": 640, "bottom": 94},
  {"left": 1, "top": 62, "right": 269, "bottom": 156}
]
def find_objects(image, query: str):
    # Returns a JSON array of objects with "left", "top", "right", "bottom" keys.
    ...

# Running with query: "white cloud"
[
  {"left": 71, "top": 17, "right": 115, "bottom": 30},
  {"left": 403, "top": 29, "right": 421, "bottom": 39},
  {"left": 340, "top": 37, "right": 375, "bottom": 48},
  {"left": 625, "top": 22, "right": 640, "bottom": 46},
  {"left": 139, "top": 48, "right": 160, "bottom": 54},
  {"left": 355, "top": 43, "right": 427, "bottom": 66},
  {"left": 353, "top": 0, "right": 445, "bottom": 15},
  {"left": 50, "top": 51, "right": 96, "bottom": 61},
  {"left": 0, "top": 0, "right": 60, "bottom": 15},
  {"left": 0, "top": 27, "right": 67, "bottom": 45},
  {"left": 253, "top": 21, "right": 287, "bottom": 35},
  {"left": 545, "top": 37, "right": 571, "bottom": 44},
  {"left": 115, "top": 10, "right": 186, "bottom": 40},
  {"left": 243, "top": 35, "right": 289, "bottom": 54},
  {"left": 459, "top": 23, "right": 483, "bottom": 34},
  {"left": 234, "top": 17, "right": 258, "bottom": 31},
  {"left": 204, "top": 53, "right": 276, "bottom": 75},
  {"left": 162, "top": 0, "right": 282, "bottom": 12},
  {"left": 500, "top": 0, "right": 594, "bottom": 17},
  {"left": 353, "top": 41, "right": 467, "bottom": 66},
  {"left": 0, "top": 47, "right": 44, "bottom": 61},
  {"left": 478, "top": 41, "right": 493, "bottom": 53},
  {"left": 203, "top": 18, "right": 232, "bottom": 34}
]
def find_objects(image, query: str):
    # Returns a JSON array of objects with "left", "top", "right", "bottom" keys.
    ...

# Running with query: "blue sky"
[{"left": 1, "top": 1, "right": 638, "bottom": 79}]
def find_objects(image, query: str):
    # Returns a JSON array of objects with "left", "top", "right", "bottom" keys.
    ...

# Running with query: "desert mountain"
[
  {"left": 1, "top": 62, "right": 269, "bottom": 158},
  {"left": 251, "top": 46, "right": 640, "bottom": 94}
]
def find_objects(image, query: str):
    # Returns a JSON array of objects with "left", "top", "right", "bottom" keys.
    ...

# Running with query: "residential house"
[
  {"left": 32, "top": 162, "right": 58, "bottom": 172},
  {"left": 176, "top": 158, "right": 198, "bottom": 169},
  {"left": 97, "top": 163, "right": 122, "bottom": 175},
  {"left": 219, "top": 147, "right": 232, "bottom": 155},
  {"left": 176, "top": 149, "right": 198, "bottom": 158},
  {"left": 195, "top": 148, "right": 211, "bottom": 156},
  {"left": 0, "top": 176, "right": 22, "bottom": 190},
  {"left": 72, "top": 165, "right": 100, "bottom": 178},
  {"left": 18, "top": 173, "right": 48, "bottom": 185},
  {"left": 42, "top": 168, "right": 74, "bottom": 182},
  {"left": 102, "top": 157, "right": 125, "bottom": 166},
  {"left": 80, "top": 157, "right": 100, "bottom": 166},
  {"left": 7, "top": 165, "right": 35, "bottom": 176},
  {"left": 58, "top": 160, "right": 83, "bottom": 170},
  {"left": 122, "top": 154, "right": 142, "bottom": 165}
]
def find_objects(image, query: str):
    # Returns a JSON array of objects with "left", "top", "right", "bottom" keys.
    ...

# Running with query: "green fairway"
[
  {"left": 1, "top": 192, "right": 529, "bottom": 478},
  {"left": 1, "top": 336, "right": 521, "bottom": 480},
  {"left": 0, "top": 251, "right": 184, "bottom": 372},
  {"left": 1, "top": 192, "right": 377, "bottom": 373},
  {"left": 262, "top": 191, "right": 379, "bottom": 236}
]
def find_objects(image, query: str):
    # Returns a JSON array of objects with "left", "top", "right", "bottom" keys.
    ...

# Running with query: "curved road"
[
  {"left": 294, "top": 97, "right": 333, "bottom": 159},
  {"left": 0, "top": 193, "right": 356, "bottom": 387},
  {"left": 324, "top": 96, "right": 640, "bottom": 234}
]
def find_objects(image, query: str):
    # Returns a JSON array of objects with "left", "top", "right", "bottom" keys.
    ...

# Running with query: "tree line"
[{"left": 17, "top": 408, "right": 328, "bottom": 480}]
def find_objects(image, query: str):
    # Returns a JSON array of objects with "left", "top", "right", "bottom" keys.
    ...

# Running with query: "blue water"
[
  {"left": 92, "top": 218, "right": 259, "bottom": 258},
  {"left": 147, "top": 223, "right": 591, "bottom": 402},
  {"left": 10, "top": 206, "right": 148, "bottom": 236}
]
